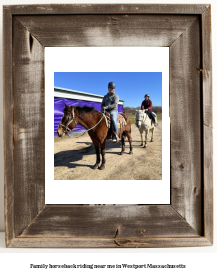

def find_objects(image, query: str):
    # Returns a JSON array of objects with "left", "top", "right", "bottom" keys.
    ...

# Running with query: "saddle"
[
  {"left": 145, "top": 111, "right": 157, "bottom": 124},
  {"left": 104, "top": 111, "right": 127, "bottom": 139},
  {"left": 145, "top": 111, "right": 151, "bottom": 120}
]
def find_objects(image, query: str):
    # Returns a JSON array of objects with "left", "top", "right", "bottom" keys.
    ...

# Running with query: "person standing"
[
  {"left": 101, "top": 81, "right": 119, "bottom": 142},
  {"left": 141, "top": 94, "right": 158, "bottom": 127}
]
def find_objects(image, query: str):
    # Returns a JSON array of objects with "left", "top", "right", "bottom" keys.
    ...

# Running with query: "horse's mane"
[
  {"left": 76, "top": 106, "right": 98, "bottom": 115},
  {"left": 64, "top": 105, "right": 98, "bottom": 115}
]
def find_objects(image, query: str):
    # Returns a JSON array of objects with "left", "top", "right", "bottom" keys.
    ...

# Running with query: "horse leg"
[
  {"left": 119, "top": 133, "right": 125, "bottom": 155},
  {"left": 143, "top": 129, "right": 148, "bottom": 148},
  {"left": 140, "top": 129, "right": 143, "bottom": 146},
  {"left": 92, "top": 139, "right": 100, "bottom": 169},
  {"left": 151, "top": 128, "right": 154, "bottom": 142},
  {"left": 99, "top": 140, "right": 106, "bottom": 170},
  {"left": 126, "top": 132, "right": 133, "bottom": 154}
]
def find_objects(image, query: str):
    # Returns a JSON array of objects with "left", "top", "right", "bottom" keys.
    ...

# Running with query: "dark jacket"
[{"left": 141, "top": 99, "right": 152, "bottom": 111}]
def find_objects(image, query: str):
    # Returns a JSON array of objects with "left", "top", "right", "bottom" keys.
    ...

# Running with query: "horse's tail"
[
  {"left": 120, "top": 112, "right": 131, "bottom": 137},
  {"left": 122, "top": 131, "right": 127, "bottom": 139},
  {"left": 122, "top": 119, "right": 130, "bottom": 139}
]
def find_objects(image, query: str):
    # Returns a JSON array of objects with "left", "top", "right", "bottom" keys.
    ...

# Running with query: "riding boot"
[
  {"left": 153, "top": 118, "right": 158, "bottom": 127},
  {"left": 152, "top": 115, "right": 158, "bottom": 127},
  {"left": 112, "top": 132, "right": 119, "bottom": 143}
]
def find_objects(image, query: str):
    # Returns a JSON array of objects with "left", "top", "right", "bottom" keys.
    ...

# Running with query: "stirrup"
[{"left": 112, "top": 133, "right": 119, "bottom": 143}]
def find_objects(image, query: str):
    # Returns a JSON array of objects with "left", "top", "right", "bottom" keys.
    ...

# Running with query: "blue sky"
[{"left": 54, "top": 72, "right": 162, "bottom": 107}]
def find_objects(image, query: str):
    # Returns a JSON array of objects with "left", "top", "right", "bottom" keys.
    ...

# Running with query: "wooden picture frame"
[{"left": 3, "top": 4, "right": 213, "bottom": 248}]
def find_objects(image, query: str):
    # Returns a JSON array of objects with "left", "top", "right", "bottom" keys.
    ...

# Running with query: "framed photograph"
[
  {"left": 46, "top": 47, "right": 170, "bottom": 205},
  {"left": 4, "top": 4, "right": 213, "bottom": 247}
]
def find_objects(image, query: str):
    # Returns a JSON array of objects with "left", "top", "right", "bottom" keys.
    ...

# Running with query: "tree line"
[{"left": 123, "top": 106, "right": 162, "bottom": 114}]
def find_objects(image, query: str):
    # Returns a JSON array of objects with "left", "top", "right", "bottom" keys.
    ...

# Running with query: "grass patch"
[
  {"left": 126, "top": 112, "right": 162, "bottom": 124},
  {"left": 126, "top": 113, "right": 136, "bottom": 118},
  {"left": 157, "top": 114, "right": 162, "bottom": 121}
]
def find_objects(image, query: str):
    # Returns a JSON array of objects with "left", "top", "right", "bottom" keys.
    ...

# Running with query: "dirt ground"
[{"left": 54, "top": 121, "right": 162, "bottom": 180}]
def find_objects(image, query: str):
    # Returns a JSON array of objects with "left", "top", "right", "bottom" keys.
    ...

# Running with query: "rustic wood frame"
[{"left": 4, "top": 4, "right": 213, "bottom": 248}]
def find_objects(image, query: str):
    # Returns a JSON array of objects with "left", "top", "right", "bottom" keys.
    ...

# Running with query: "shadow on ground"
[
  {"left": 54, "top": 146, "right": 94, "bottom": 169},
  {"left": 54, "top": 138, "right": 148, "bottom": 170},
  {"left": 54, "top": 141, "right": 123, "bottom": 169}
]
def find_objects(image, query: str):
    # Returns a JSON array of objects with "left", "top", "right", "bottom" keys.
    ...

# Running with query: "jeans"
[
  {"left": 109, "top": 110, "right": 118, "bottom": 135},
  {"left": 148, "top": 111, "right": 156, "bottom": 123}
]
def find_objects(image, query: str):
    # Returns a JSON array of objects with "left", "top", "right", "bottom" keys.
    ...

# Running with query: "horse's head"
[
  {"left": 57, "top": 104, "right": 78, "bottom": 137},
  {"left": 135, "top": 110, "right": 145, "bottom": 128}
]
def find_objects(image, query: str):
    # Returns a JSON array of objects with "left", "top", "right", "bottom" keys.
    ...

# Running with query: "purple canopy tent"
[{"left": 54, "top": 87, "right": 124, "bottom": 137}]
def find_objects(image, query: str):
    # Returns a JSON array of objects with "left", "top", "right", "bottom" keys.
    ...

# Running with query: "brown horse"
[{"left": 57, "top": 104, "right": 133, "bottom": 170}]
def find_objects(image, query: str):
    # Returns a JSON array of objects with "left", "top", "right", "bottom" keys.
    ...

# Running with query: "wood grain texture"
[
  {"left": 3, "top": 7, "right": 14, "bottom": 247},
  {"left": 202, "top": 6, "right": 212, "bottom": 129},
  {"left": 204, "top": 126, "right": 213, "bottom": 243},
  {"left": 12, "top": 17, "right": 45, "bottom": 237},
  {"left": 16, "top": 15, "right": 197, "bottom": 47},
  {"left": 4, "top": 4, "right": 207, "bottom": 15},
  {"left": 8, "top": 237, "right": 212, "bottom": 248},
  {"left": 3, "top": 4, "right": 213, "bottom": 248},
  {"left": 201, "top": 6, "right": 213, "bottom": 244},
  {"left": 170, "top": 17, "right": 202, "bottom": 234},
  {"left": 20, "top": 205, "right": 198, "bottom": 238}
]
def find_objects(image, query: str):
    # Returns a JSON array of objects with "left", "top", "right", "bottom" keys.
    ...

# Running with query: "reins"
[{"left": 62, "top": 108, "right": 106, "bottom": 139}]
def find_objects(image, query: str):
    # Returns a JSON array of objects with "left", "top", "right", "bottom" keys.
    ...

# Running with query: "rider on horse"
[
  {"left": 101, "top": 81, "right": 119, "bottom": 143},
  {"left": 141, "top": 94, "right": 158, "bottom": 127}
]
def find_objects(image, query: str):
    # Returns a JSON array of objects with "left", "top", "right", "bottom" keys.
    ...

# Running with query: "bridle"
[
  {"left": 136, "top": 111, "right": 148, "bottom": 125},
  {"left": 58, "top": 107, "right": 106, "bottom": 138},
  {"left": 59, "top": 108, "right": 77, "bottom": 133}
]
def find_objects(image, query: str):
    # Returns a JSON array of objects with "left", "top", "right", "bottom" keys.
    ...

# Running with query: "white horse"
[{"left": 135, "top": 110, "right": 157, "bottom": 148}]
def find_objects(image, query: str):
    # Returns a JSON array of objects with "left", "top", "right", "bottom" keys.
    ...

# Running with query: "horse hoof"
[
  {"left": 143, "top": 145, "right": 147, "bottom": 148},
  {"left": 140, "top": 143, "right": 143, "bottom": 146},
  {"left": 99, "top": 164, "right": 105, "bottom": 170},
  {"left": 119, "top": 152, "right": 123, "bottom": 155},
  {"left": 93, "top": 164, "right": 99, "bottom": 169},
  {"left": 129, "top": 151, "right": 133, "bottom": 154}
]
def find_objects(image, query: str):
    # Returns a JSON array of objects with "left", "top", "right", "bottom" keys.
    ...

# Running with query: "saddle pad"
[
  {"left": 103, "top": 112, "right": 126, "bottom": 129},
  {"left": 117, "top": 114, "right": 127, "bottom": 128}
]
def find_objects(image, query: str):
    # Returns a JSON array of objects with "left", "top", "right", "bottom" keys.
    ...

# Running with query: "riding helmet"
[
  {"left": 108, "top": 81, "right": 115, "bottom": 89},
  {"left": 144, "top": 94, "right": 150, "bottom": 98}
]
